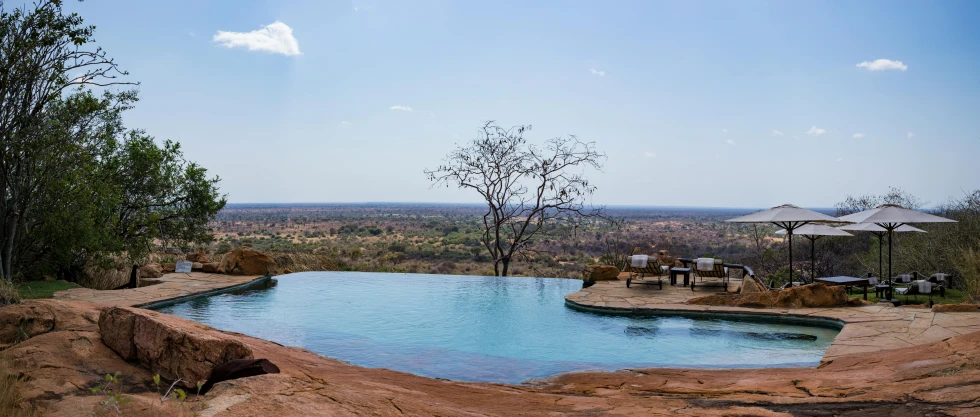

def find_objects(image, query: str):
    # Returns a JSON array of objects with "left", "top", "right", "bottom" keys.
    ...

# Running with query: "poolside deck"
[
  {"left": 53, "top": 272, "right": 265, "bottom": 307},
  {"left": 566, "top": 276, "right": 980, "bottom": 361}
]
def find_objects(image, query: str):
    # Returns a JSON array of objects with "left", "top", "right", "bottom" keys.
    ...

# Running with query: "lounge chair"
[
  {"left": 894, "top": 278, "right": 938, "bottom": 304},
  {"left": 625, "top": 255, "right": 665, "bottom": 289},
  {"left": 692, "top": 258, "right": 728, "bottom": 291}
]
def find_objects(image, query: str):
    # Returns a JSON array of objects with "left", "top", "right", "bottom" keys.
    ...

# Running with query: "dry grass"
[
  {"left": 0, "top": 359, "right": 40, "bottom": 417},
  {"left": 0, "top": 280, "right": 20, "bottom": 306},
  {"left": 957, "top": 248, "right": 980, "bottom": 303},
  {"left": 271, "top": 252, "right": 340, "bottom": 273}
]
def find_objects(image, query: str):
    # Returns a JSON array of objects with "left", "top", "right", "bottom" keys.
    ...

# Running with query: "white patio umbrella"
[
  {"left": 727, "top": 204, "right": 843, "bottom": 283},
  {"left": 776, "top": 224, "right": 853, "bottom": 283},
  {"left": 836, "top": 223, "right": 926, "bottom": 281},
  {"left": 837, "top": 204, "right": 955, "bottom": 301}
]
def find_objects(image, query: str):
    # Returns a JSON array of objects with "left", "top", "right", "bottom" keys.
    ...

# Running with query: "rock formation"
[
  {"left": 689, "top": 282, "right": 849, "bottom": 308},
  {"left": 199, "top": 358, "right": 280, "bottom": 395},
  {"left": 582, "top": 265, "right": 620, "bottom": 281},
  {"left": 202, "top": 262, "right": 222, "bottom": 273},
  {"left": 98, "top": 306, "right": 253, "bottom": 387},
  {"left": 933, "top": 303, "right": 980, "bottom": 312},
  {"left": 219, "top": 247, "right": 277, "bottom": 276},
  {"left": 185, "top": 248, "right": 210, "bottom": 263},
  {"left": 138, "top": 263, "right": 163, "bottom": 278}
]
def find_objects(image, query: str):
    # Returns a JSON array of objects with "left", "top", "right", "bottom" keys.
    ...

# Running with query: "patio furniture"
[
  {"left": 670, "top": 267, "right": 691, "bottom": 286},
  {"left": 625, "top": 255, "right": 665, "bottom": 289},
  {"left": 895, "top": 279, "right": 938, "bottom": 305},
  {"left": 815, "top": 276, "right": 871, "bottom": 300},
  {"left": 930, "top": 273, "right": 950, "bottom": 297},
  {"left": 691, "top": 258, "right": 728, "bottom": 291}
]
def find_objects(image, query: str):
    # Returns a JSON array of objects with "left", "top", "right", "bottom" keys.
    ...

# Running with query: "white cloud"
[
  {"left": 806, "top": 126, "right": 827, "bottom": 136},
  {"left": 339, "top": 121, "right": 352, "bottom": 126},
  {"left": 771, "top": 130, "right": 784, "bottom": 136},
  {"left": 213, "top": 21, "right": 301, "bottom": 56},
  {"left": 189, "top": 31, "right": 196, "bottom": 37},
  {"left": 907, "top": 131, "right": 915, "bottom": 139},
  {"left": 389, "top": 105, "right": 413, "bottom": 112},
  {"left": 836, "top": 157, "right": 843, "bottom": 163},
  {"left": 856, "top": 59, "right": 907, "bottom": 71},
  {"left": 590, "top": 68, "right": 605, "bottom": 77},
  {"left": 643, "top": 151, "right": 656, "bottom": 158},
  {"left": 726, "top": 139, "right": 735, "bottom": 145},
  {"left": 721, "top": 128, "right": 728, "bottom": 133},
  {"left": 852, "top": 133, "right": 865, "bottom": 139}
]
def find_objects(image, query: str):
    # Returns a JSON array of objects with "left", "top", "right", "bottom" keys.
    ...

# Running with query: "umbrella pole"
[
  {"left": 887, "top": 228, "right": 894, "bottom": 301},
  {"left": 811, "top": 237, "right": 816, "bottom": 283},
  {"left": 877, "top": 233, "right": 883, "bottom": 280},
  {"left": 788, "top": 230, "right": 794, "bottom": 285}
]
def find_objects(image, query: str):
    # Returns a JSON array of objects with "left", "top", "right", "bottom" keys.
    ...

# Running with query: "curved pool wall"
[{"left": 150, "top": 272, "right": 842, "bottom": 384}]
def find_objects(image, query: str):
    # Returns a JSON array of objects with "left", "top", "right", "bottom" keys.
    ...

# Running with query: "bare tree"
[{"left": 425, "top": 121, "right": 605, "bottom": 276}]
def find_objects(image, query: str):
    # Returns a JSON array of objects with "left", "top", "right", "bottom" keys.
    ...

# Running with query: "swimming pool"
[{"left": 154, "top": 272, "right": 841, "bottom": 384}]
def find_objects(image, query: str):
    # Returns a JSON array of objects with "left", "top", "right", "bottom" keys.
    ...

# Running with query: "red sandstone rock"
[
  {"left": 98, "top": 307, "right": 253, "bottom": 387},
  {"left": 138, "top": 263, "right": 163, "bottom": 279},
  {"left": 185, "top": 248, "right": 210, "bottom": 263},
  {"left": 739, "top": 276, "right": 768, "bottom": 294},
  {"left": 191, "top": 262, "right": 204, "bottom": 271},
  {"left": 202, "top": 262, "right": 222, "bottom": 273},
  {"left": 583, "top": 265, "right": 620, "bottom": 281},
  {"left": 219, "top": 247, "right": 277, "bottom": 276},
  {"left": 161, "top": 263, "right": 176, "bottom": 273}
]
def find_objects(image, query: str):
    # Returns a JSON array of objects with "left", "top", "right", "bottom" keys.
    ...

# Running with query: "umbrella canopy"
[
  {"left": 837, "top": 223, "right": 926, "bottom": 233},
  {"left": 836, "top": 204, "right": 955, "bottom": 301},
  {"left": 727, "top": 204, "right": 844, "bottom": 283},
  {"left": 776, "top": 225, "right": 852, "bottom": 282},
  {"left": 836, "top": 223, "right": 926, "bottom": 281}
]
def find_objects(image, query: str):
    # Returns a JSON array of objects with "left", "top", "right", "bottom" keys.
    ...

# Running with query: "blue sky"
[{"left": 67, "top": 0, "right": 980, "bottom": 208}]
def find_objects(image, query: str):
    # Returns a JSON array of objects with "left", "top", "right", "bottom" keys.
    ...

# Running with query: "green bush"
[{"left": 957, "top": 248, "right": 980, "bottom": 303}]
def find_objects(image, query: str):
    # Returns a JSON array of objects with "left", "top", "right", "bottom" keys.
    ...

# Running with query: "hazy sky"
[{"left": 67, "top": 0, "right": 980, "bottom": 208}]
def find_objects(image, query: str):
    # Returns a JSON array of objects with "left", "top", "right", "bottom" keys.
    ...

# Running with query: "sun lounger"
[
  {"left": 625, "top": 255, "right": 665, "bottom": 289},
  {"left": 692, "top": 258, "right": 728, "bottom": 291}
]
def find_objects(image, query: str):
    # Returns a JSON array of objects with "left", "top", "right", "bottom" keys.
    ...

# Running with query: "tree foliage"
[
  {"left": 0, "top": 1, "right": 224, "bottom": 282},
  {"left": 425, "top": 121, "right": 605, "bottom": 276}
]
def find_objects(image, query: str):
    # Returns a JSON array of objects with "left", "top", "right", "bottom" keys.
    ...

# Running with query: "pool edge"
[
  {"left": 563, "top": 298, "right": 846, "bottom": 330},
  {"left": 138, "top": 275, "right": 274, "bottom": 310}
]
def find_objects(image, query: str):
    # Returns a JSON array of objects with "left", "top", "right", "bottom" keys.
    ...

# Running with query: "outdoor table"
[
  {"left": 815, "top": 276, "right": 871, "bottom": 300},
  {"left": 670, "top": 267, "right": 691, "bottom": 286}
]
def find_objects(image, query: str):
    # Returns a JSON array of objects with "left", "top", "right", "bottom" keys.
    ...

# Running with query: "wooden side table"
[{"left": 670, "top": 267, "right": 691, "bottom": 287}]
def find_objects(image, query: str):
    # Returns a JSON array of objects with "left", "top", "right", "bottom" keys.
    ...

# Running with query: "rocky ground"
[{"left": 2, "top": 299, "right": 980, "bottom": 416}]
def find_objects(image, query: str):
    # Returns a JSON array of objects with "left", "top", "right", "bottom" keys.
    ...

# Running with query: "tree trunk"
[{"left": 501, "top": 257, "right": 510, "bottom": 277}]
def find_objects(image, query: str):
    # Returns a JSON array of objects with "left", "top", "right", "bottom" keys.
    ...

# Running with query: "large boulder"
[
  {"left": 689, "top": 283, "right": 848, "bottom": 308},
  {"left": 77, "top": 257, "right": 131, "bottom": 290},
  {"left": 202, "top": 262, "right": 223, "bottom": 273},
  {"left": 98, "top": 307, "right": 253, "bottom": 388},
  {"left": 199, "top": 358, "right": 280, "bottom": 395},
  {"left": 739, "top": 276, "right": 768, "bottom": 295},
  {"left": 138, "top": 263, "right": 164, "bottom": 279},
  {"left": 186, "top": 248, "right": 210, "bottom": 263},
  {"left": 161, "top": 263, "right": 176, "bottom": 273},
  {"left": 219, "top": 247, "right": 277, "bottom": 276},
  {"left": 582, "top": 265, "right": 620, "bottom": 281},
  {"left": 191, "top": 262, "right": 204, "bottom": 271}
]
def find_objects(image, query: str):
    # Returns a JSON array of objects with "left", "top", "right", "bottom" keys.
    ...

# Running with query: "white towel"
[
  {"left": 896, "top": 274, "right": 912, "bottom": 283},
  {"left": 868, "top": 277, "right": 879, "bottom": 285},
  {"left": 696, "top": 258, "right": 714, "bottom": 271},
  {"left": 916, "top": 280, "right": 932, "bottom": 293},
  {"left": 630, "top": 255, "right": 648, "bottom": 268},
  {"left": 932, "top": 273, "right": 947, "bottom": 284}
]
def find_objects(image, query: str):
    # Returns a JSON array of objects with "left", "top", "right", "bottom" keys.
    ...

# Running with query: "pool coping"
[
  {"left": 564, "top": 298, "right": 846, "bottom": 330},
  {"left": 138, "top": 275, "right": 274, "bottom": 310}
]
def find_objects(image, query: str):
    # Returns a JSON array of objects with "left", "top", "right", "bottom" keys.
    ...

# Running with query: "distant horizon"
[{"left": 222, "top": 201, "right": 839, "bottom": 211}]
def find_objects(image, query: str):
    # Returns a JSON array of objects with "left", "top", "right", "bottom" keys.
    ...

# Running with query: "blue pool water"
[{"left": 155, "top": 272, "right": 840, "bottom": 384}]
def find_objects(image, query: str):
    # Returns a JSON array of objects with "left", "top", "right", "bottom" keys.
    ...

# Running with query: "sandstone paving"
[
  {"left": 52, "top": 271, "right": 263, "bottom": 307},
  {"left": 568, "top": 279, "right": 980, "bottom": 362}
]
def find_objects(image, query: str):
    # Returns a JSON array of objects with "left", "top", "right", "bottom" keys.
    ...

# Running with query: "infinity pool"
[{"left": 154, "top": 272, "right": 840, "bottom": 384}]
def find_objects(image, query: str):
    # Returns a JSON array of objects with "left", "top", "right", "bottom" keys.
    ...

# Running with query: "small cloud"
[
  {"left": 852, "top": 133, "right": 865, "bottom": 139},
  {"left": 721, "top": 128, "right": 728, "bottom": 134},
  {"left": 389, "top": 105, "right": 413, "bottom": 112},
  {"left": 836, "top": 157, "right": 843, "bottom": 163},
  {"left": 339, "top": 121, "right": 352, "bottom": 126},
  {"left": 806, "top": 126, "right": 827, "bottom": 136},
  {"left": 726, "top": 139, "right": 735, "bottom": 145},
  {"left": 189, "top": 31, "right": 196, "bottom": 37},
  {"left": 907, "top": 131, "right": 915, "bottom": 139},
  {"left": 856, "top": 59, "right": 907, "bottom": 71},
  {"left": 643, "top": 152, "right": 656, "bottom": 158},
  {"left": 589, "top": 68, "right": 605, "bottom": 77},
  {"left": 213, "top": 21, "right": 301, "bottom": 56},
  {"left": 771, "top": 130, "right": 784, "bottom": 136},
  {"left": 429, "top": 112, "right": 436, "bottom": 118}
]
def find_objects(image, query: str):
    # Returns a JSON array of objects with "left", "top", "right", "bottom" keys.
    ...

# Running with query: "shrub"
[
  {"left": 0, "top": 280, "right": 20, "bottom": 306},
  {"left": 957, "top": 248, "right": 980, "bottom": 303},
  {"left": 0, "top": 359, "right": 39, "bottom": 417}
]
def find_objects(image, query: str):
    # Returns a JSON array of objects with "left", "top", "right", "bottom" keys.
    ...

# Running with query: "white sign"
[{"left": 175, "top": 261, "right": 193, "bottom": 273}]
